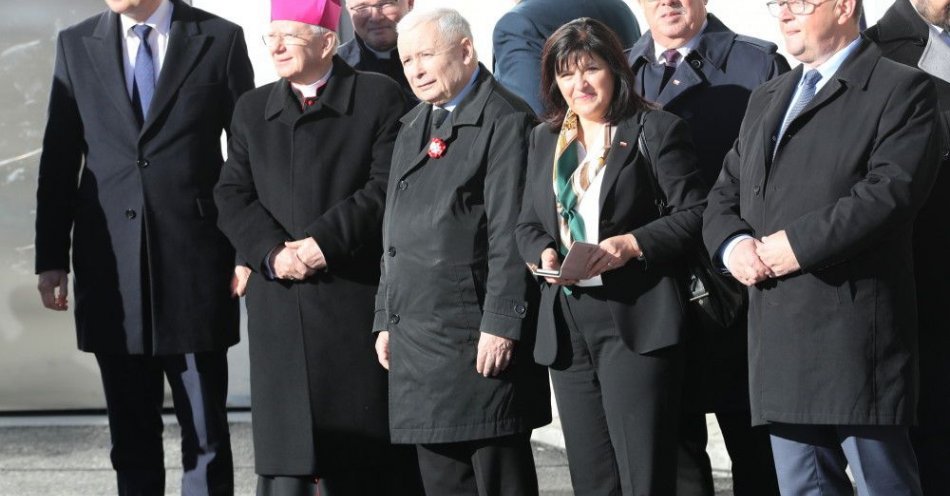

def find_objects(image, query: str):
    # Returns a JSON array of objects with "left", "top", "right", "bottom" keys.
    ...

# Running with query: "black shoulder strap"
[{"left": 637, "top": 111, "right": 670, "bottom": 216}]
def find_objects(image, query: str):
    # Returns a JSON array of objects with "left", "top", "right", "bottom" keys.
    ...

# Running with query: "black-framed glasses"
[
  {"left": 349, "top": 0, "right": 401, "bottom": 17},
  {"left": 766, "top": 0, "right": 828, "bottom": 17}
]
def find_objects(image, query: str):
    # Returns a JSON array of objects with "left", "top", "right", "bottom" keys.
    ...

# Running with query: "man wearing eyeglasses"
[
  {"left": 338, "top": 0, "right": 416, "bottom": 102},
  {"left": 627, "top": 2, "right": 788, "bottom": 494},
  {"left": 702, "top": 0, "right": 941, "bottom": 494},
  {"left": 214, "top": 0, "right": 419, "bottom": 494},
  {"left": 866, "top": 1, "right": 950, "bottom": 494}
]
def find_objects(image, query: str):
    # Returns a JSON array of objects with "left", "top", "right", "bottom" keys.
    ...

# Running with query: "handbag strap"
[{"left": 636, "top": 111, "right": 671, "bottom": 217}]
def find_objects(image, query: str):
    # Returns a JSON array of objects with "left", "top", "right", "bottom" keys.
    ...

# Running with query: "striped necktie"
[{"left": 774, "top": 69, "right": 821, "bottom": 158}]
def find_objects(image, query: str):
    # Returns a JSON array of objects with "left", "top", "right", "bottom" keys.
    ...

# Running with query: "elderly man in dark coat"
[
  {"left": 703, "top": 0, "right": 941, "bottom": 493},
  {"left": 373, "top": 8, "right": 550, "bottom": 496},
  {"left": 627, "top": 2, "right": 788, "bottom": 494},
  {"left": 213, "top": 0, "right": 418, "bottom": 494},
  {"left": 866, "top": 1, "right": 950, "bottom": 493}
]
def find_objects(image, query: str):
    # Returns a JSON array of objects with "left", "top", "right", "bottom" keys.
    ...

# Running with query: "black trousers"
[
  {"left": 256, "top": 450, "right": 424, "bottom": 496},
  {"left": 551, "top": 289, "right": 683, "bottom": 496},
  {"left": 415, "top": 433, "right": 538, "bottom": 496},
  {"left": 95, "top": 351, "right": 232, "bottom": 496}
]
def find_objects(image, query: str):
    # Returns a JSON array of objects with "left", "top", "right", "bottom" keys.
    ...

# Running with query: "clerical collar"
[
  {"left": 653, "top": 20, "right": 708, "bottom": 65},
  {"left": 436, "top": 66, "right": 480, "bottom": 113},
  {"left": 291, "top": 66, "right": 334, "bottom": 99},
  {"left": 357, "top": 36, "right": 396, "bottom": 60}
]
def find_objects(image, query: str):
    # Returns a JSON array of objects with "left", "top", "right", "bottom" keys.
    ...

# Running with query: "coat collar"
[
  {"left": 264, "top": 55, "right": 355, "bottom": 125},
  {"left": 761, "top": 37, "right": 879, "bottom": 168},
  {"left": 873, "top": 0, "right": 930, "bottom": 45},
  {"left": 627, "top": 14, "right": 735, "bottom": 105},
  {"left": 395, "top": 63, "right": 494, "bottom": 178}
]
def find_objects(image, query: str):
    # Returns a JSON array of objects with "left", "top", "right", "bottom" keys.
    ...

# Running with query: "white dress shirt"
[
  {"left": 652, "top": 21, "right": 708, "bottom": 66},
  {"left": 119, "top": 0, "right": 173, "bottom": 98}
]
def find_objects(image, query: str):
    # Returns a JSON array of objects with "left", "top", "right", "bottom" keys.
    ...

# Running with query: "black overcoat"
[
  {"left": 866, "top": 1, "right": 950, "bottom": 489},
  {"left": 627, "top": 14, "right": 789, "bottom": 411},
  {"left": 214, "top": 58, "right": 407, "bottom": 475},
  {"left": 516, "top": 110, "right": 707, "bottom": 363},
  {"left": 702, "top": 39, "right": 941, "bottom": 426},
  {"left": 34, "top": 1, "right": 253, "bottom": 354},
  {"left": 374, "top": 67, "right": 551, "bottom": 444}
]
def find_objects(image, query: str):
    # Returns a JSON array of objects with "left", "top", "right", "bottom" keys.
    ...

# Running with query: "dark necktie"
[
  {"left": 131, "top": 24, "right": 155, "bottom": 125},
  {"left": 774, "top": 69, "right": 822, "bottom": 158},
  {"left": 430, "top": 107, "right": 449, "bottom": 134},
  {"left": 660, "top": 49, "right": 680, "bottom": 92}
]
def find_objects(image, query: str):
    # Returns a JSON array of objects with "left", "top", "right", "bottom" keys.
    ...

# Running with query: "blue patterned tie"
[
  {"left": 132, "top": 24, "right": 155, "bottom": 124},
  {"left": 775, "top": 69, "right": 822, "bottom": 157}
]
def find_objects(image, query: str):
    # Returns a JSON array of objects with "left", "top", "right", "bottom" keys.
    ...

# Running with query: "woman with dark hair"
[{"left": 515, "top": 17, "right": 708, "bottom": 495}]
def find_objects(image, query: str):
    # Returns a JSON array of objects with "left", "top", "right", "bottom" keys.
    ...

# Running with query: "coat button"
[
  {"left": 389, "top": 314, "right": 400, "bottom": 325},
  {"left": 136, "top": 159, "right": 149, "bottom": 168},
  {"left": 943, "top": 150, "right": 950, "bottom": 162},
  {"left": 690, "top": 59, "right": 702, "bottom": 69},
  {"left": 125, "top": 208, "right": 137, "bottom": 219},
  {"left": 398, "top": 180, "right": 408, "bottom": 190},
  {"left": 387, "top": 247, "right": 396, "bottom": 257},
  {"left": 752, "top": 186, "right": 761, "bottom": 196},
  {"left": 515, "top": 304, "right": 526, "bottom": 315}
]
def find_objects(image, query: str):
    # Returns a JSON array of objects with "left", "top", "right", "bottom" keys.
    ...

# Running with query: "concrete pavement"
[{"left": 0, "top": 413, "right": 736, "bottom": 495}]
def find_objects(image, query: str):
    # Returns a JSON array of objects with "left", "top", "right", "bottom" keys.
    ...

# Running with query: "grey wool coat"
[{"left": 374, "top": 66, "right": 551, "bottom": 444}]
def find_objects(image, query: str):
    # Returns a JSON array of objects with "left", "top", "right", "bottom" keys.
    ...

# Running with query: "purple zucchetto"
[{"left": 271, "top": 0, "right": 342, "bottom": 31}]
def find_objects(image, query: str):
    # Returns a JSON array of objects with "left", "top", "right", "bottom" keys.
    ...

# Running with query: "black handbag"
[{"left": 635, "top": 112, "right": 746, "bottom": 329}]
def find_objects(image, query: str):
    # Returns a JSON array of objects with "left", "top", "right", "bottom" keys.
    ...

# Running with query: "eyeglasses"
[
  {"left": 262, "top": 32, "right": 311, "bottom": 47},
  {"left": 766, "top": 0, "right": 829, "bottom": 17},
  {"left": 349, "top": 0, "right": 401, "bottom": 17}
]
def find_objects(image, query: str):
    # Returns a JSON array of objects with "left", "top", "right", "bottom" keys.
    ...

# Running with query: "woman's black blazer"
[{"left": 515, "top": 109, "right": 708, "bottom": 364}]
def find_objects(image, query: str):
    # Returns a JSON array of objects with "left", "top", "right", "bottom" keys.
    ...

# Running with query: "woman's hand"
[
  {"left": 538, "top": 247, "right": 578, "bottom": 286},
  {"left": 584, "top": 234, "right": 642, "bottom": 279}
]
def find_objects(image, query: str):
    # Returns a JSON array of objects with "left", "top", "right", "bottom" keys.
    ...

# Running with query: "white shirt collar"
[
  {"left": 653, "top": 20, "right": 708, "bottom": 65},
  {"left": 291, "top": 66, "right": 334, "bottom": 99},
  {"left": 805, "top": 36, "right": 862, "bottom": 93},
  {"left": 911, "top": 2, "right": 950, "bottom": 46},
  {"left": 120, "top": 0, "right": 173, "bottom": 37}
]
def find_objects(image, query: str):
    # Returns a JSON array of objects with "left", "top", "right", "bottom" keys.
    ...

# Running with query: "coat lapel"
[
  {"left": 397, "top": 65, "right": 494, "bottom": 180},
  {"left": 598, "top": 117, "right": 639, "bottom": 208},
  {"left": 142, "top": 1, "right": 209, "bottom": 137},
  {"left": 83, "top": 11, "right": 140, "bottom": 133},
  {"left": 659, "top": 15, "right": 734, "bottom": 106},
  {"left": 394, "top": 103, "right": 431, "bottom": 179},
  {"left": 759, "top": 65, "right": 801, "bottom": 169},
  {"left": 532, "top": 129, "right": 561, "bottom": 239}
]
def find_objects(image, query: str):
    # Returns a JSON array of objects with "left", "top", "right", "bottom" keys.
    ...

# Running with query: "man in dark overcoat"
[
  {"left": 627, "top": 1, "right": 788, "bottom": 494},
  {"left": 34, "top": 0, "right": 253, "bottom": 493},
  {"left": 702, "top": 0, "right": 941, "bottom": 493},
  {"left": 491, "top": 0, "right": 641, "bottom": 115},
  {"left": 373, "top": 8, "right": 551, "bottom": 495},
  {"left": 866, "top": 2, "right": 950, "bottom": 493},
  {"left": 337, "top": 0, "right": 415, "bottom": 101},
  {"left": 213, "top": 0, "right": 418, "bottom": 494}
]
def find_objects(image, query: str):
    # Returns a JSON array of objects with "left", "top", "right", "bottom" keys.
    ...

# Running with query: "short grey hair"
[
  {"left": 308, "top": 24, "right": 340, "bottom": 53},
  {"left": 396, "top": 8, "right": 473, "bottom": 45}
]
